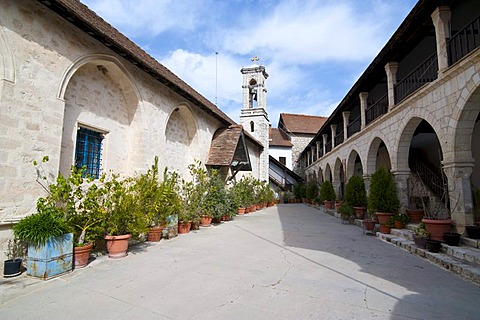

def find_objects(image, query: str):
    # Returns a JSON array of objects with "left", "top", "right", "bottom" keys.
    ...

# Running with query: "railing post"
[
  {"left": 331, "top": 124, "right": 337, "bottom": 149},
  {"left": 385, "top": 62, "right": 398, "bottom": 109},
  {"left": 431, "top": 6, "right": 451, "bottom": 73},
  {"left": 342, "top": 111, "right": 350, "bottom": 141},
  {"left": 322, "top": 134, "right": 328, "bottom": 155},
  {"left": 359, "top": 92, "right": 368, "bottom": 129}
]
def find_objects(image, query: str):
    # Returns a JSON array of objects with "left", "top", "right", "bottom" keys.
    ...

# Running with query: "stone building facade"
[
  {"left": 301, "top": 0, "right": 480, "bottom": 233},
  {"left": 0, "top": 0, "right": 263, "bottom": 261}
]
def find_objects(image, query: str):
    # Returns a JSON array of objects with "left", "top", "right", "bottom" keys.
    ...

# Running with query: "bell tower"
[{"left": 239, "top": 57, "right": 270, "bottom": 182}]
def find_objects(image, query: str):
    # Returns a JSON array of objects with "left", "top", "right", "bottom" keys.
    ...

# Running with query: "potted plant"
[
  {"left": 391, "top": 213, "right": 409, "bottom": 229},
  {"left": 306, "top": 179, "right": 318, "bottom": 205},
  {"left": 379, "top": 219, "right": 392, "bottom": 234},
  {"left": 344, "top": 175, "right": 368, "bottom": 219},
  {"left": 339, "top": 203, "right": 354, "bottom": 224},
  {"left": 3, "top": 238, "right": 25, "bottom": 278},
  {"left": 180, "top": 160, "right": 208, "bottom": 231},
  {"left": 363, "top": 211, "right": 376, "bottom": 234},
  {"left": 320, "top": 181, "right": 336, "bottom": 209},
  {"left": 101, "top": 174, "right": 147, "bottom": 258},
  {"left": 368, "top": 167, "right": 399, "bottom": 224},
  {"left": 413, "top": 222, "right": 429, "bottom": 249},
  {"left": 13, "top": 199, "right": 73, "bottom": 279}
]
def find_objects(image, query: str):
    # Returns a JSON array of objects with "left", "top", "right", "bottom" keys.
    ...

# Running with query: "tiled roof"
[
  {"left": 206, "top": 125, "right": 251, "bottom": 171},
  {"left": 279, "top": 113, "right": 327, "bottom": 135},
  {"left": 269, "top": 128, "right": 293, "bottom": 147},
  {"left": 38, "top": 0, "right": 264, "bottom": 147}
]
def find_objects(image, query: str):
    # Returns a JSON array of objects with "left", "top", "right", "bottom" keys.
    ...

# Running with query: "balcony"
[
  {"left": 394, "top": 52, "right": 438, "bottom": 104},
  {"left": 326, "top": 140, "right": 332, "bottom": 153},
  {"left": 365, "top": 93, "right": 388, "bottom": 125},
  {"left": 347, "top": 116, "right": 361, "bottom": 137},
  {"left": 448, "top": 15, "right": 480, "bottom": 66},
  {"left": 335, "top": 130, "right": 344, "bottom": 146}
]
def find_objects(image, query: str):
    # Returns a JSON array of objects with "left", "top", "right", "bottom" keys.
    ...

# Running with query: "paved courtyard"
[{"left": 1, "top": 204, "right": 479, "bottom": 319}]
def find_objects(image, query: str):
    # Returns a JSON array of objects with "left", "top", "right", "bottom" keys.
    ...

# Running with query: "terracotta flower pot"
[
  {"left": 394, "top": 221, "right": 403, "bottom": 229},
  {"left": 74, "top": 242, "right": 94, "bottom": 268},
  {"left": 406, "top": 209, "right": 424, "bottom": 224},
  {"left": 363, "top": 219, "right": 376, "bottom": 231},
  {"left": 200, "top": 215, "right": 212, "bottom": 227},
  {"left": 324, "top": 200, "right": 334, "bottom": 209},
  {"left": 422, "top": 219, "right": 452, "bottom": 241},
  {"left": 376, "top": 212, "right": 394, "bottom": 225},
  {"left": 237, "top": 207, "right": 246, "bottom": 215},
  {"left": 379, "top": 225, "right": 391, "bottom": 234},
  {"left": 147, "top": 226, "right": 164, "bottom": 242},
  {"left": 353, "top": 207, "right": 366, "bottom": 219},
  {"left": 104, "top": 234, "right": 131, "bottom": 259},
  {"left": 178, "top": 221, "right": 191, "bottom": 234}
]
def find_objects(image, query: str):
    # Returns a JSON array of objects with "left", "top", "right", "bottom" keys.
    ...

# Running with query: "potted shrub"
[
  {"left": 320, "top": 181, "right": 336, "bottom": 209},
  {"left": 380, "top": 218, "right": 393, "bottom": 234},
  {"left": 413, "top": 222, "right": 429, "bottom": 249},
  {"left": 306, "top": 179, "right": 318, "bottom": 204},
  {"left": 13, "top": 200, "right": 73, "bottom": 279},
  {"left": 344, "top": 175, "right": 368, "bottom": 219},
  {"left": 339, "top": 203, "right": 354, "bottom": 224},
  {"left": 391, "top": 213, "right": 409, "bottom": 229},
  {"left": 3, "top": 238, "right": 25, "bottom": 278},
  {"left": 363, "top": 211, "right": 376, "bottom": 234},
  {"left": 180, "top": 160, "right": 208, "bottom": 231},
  {"left": 101, "top": 174, "right": 147, "bottom": 258},
  {"left": 368, "top": 167, "right": 400, "bottom": 224}
]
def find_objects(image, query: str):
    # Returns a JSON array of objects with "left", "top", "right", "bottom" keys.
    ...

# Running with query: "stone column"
[
  {"left": 331, "top": 124, "right": 337, "bottom": 149},
  {"left": 443, "top": 160, "right": 475, "bottom": 234},
  {"left": 316, "top": 141, "right": 321, "bottom": 158},
  {"left": 307, "top": 151, "right": 310, "bottom": 167},
  {"left": 392, "top": 170, "right": 411, "bottom": 213},
  {"left": 322, "top": 134, "right": 328, "bottom": 155},
  {"left": 363, "top": 174, "right": 371, "bottom": 198},
  {"left": 342, "top": 111, "right": 350, "bottom": 141},
  {"left": 385, "top": 62, "right": 398, "bottom": 109},
  {"left": 311, "top": 146, "right": 315, "bottom": 163},
  {"left": 359, "top": 92, "right": 368, "bottom": 129},
  {"left": 431, "top": 6, "right": 451, "bottom": 74}
]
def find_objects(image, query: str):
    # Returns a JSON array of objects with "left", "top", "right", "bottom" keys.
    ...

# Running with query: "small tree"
[
  {"left": 320, "top": 181, "right": 336, "bottom": 202},
  {"left": 344, "top": 175, "right": 367, "bottom": 208},
  {"left": 306, "top": 179, "right": 318, "bottom": 200},
  {"left": 368, "top": 167, "right": 400, "bottom": 214}
]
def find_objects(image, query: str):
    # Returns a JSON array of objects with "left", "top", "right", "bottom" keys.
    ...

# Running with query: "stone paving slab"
[{"left": 1, "top": 204, "right": 480, "bottom": 319}]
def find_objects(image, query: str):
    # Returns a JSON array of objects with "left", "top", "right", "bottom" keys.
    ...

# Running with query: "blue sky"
[{"left": 81, "top": 0, "right": 418, "bottom": 127}]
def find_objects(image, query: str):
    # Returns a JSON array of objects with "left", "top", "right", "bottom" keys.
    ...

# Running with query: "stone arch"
[
  {"left": 165, "top": 103, "right": 198, "bottom": 175},
  {"left": 346, "top": 149, "right": 363, "bottom": 179},
  {"left": 333, "top": 158, "right": 345, "bottom": 198},
  {"left": 0, "top": 23, "right": 15, "bottom": 83},
  {"left": 325, "top": 163, "right": 332, "bottom": 182},
  {"left": 59, "top": 54, "right": 142, "bottom": 177},
  {"left": 318, "top": 167, "right": 324, "bottom": 184},
  {"left": 366, "top": 137, "right": 391, "bottom": 175}
]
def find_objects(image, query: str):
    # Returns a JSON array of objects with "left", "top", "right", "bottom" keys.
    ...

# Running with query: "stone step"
[{"left": 377, "top": 232, "right": 480, "bottom": 286}]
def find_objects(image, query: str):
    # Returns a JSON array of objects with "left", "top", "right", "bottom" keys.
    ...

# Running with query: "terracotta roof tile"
[
  {"left": 206, "top": 126, "right": 251, "bottom": 170},
  {"left": 279, "top": 113, "right": 327, "bottom": 134},
  {"left": 269, "top": 128, "right": 293, "bottom": 147}
]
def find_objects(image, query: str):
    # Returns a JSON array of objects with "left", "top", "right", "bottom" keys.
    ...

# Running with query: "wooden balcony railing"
[
  {"left": 448, "top": 15, "right": 480, "bottom": 66},
  {"left": 335, "top": 130, "right": 344, "bottom": 146},
  {"left": 365, "top": 93, "right": 388, "bottom": 125},
  {"left": 326, "top": 140, "right": 332, "bottom": 153},
  {"left": 394, "top": 52, "right": 438, "bottom": 104}
]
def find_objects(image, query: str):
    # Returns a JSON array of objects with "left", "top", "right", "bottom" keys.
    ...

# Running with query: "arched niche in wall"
[
  {"left": 346, "top": 149, "right": 363, "bottom": 179},
  {"left": 366, "top": 137, "right": 391, "bottom": 175},
  {"left": 165, "top": 103, "right": 197, "bottom": 175},
  {"left": 324, "top": 163, "right": 333, "bottom": 182},
  {"left": 58, "top": 54, "right": 141, "bottom": 177}
]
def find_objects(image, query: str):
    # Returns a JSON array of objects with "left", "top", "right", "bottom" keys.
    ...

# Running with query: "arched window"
[{"left": 250, "top": 121, "right": 255, "bottom": 132}]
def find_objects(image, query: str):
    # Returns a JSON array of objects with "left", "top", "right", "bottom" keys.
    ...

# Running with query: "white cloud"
[{"left": 81, "top": 0, "right": 208, "bottom": 37}]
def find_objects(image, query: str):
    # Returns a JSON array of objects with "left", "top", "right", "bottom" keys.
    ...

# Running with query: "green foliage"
[
  {"left": 320, "top": 181, "right": 336, "bottom": 202},
  {"left": 181, "top": 160, "right": 208, "bottom": 222},
  {"left": 202, "top": 169, "right": 228, "bottom": 219},
  {"left": 305, "top": 179, "right": 318, "bottom": 200},
  {"left": 414, "top": 222, "right": 430, "bottom": 237},
  {"left": 344, "top": 175, "right": 367, "bottom": 208},
  {"left": 392, "top": 213, "right": 409, "bottom": 224},
  {"left": 4, "top": 237, "right": 26, "bottom": 260},
  {"left": 368, "top": 167, "right": 400, "bottom": 214},
  {"left": 293, "top": 183, "right": 302, "bottom": 200},
  {"left": 231, "top": 176, "right": 255, "bottom": 208},
  {"left": 13, "top": 201, "right": 71, "bottom": 247},
  {"left": 339, "top": 203, "right": 354, "bottom": 220}
]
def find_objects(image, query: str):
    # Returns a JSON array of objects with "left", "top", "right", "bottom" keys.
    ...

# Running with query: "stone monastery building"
[
  {"left": 300, "top": 0, "right": 480, "bottom": 233},
  {"left": 0, "top": 0, "right": 269, "bottom": 253}
]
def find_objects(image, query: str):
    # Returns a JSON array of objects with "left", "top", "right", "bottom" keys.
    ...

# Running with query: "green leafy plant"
[
  {"left": 320, "top": 181, "right": 336, "bottom": 202},
  {"left": 392, "top": 213, "right": 409, "bottom": 225},
  {"left": 181, "top": 160, "right": 208, "bottom": 223},
  {"left": 344, "top": 175, "right": 367, "bottom": 208},
  {"left": 306, "top": 179, "right": 318, "bottom": 200},
  {"left": 13, "top": 201, "right": 71, "bottom": 247},
  {"left": 368, "top": 167, "right": 400, "bottom": 214},
  {"left": 414, "top": 222, "right": 430, "bottom": 238},
  {"left": 339, "top": 203, "right": 354, "bottom": 221},
  {"left": 4, "top": 237, "right": 26, "bottom": 260}
]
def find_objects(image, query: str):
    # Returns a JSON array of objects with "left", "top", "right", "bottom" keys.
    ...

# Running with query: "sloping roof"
[
  {"left": 206, "top": 125, "right": 251, "bottom": 171},
  {"left": 269, "top": 128, "right": 293, "bottom": 147},
  {"left": 279, "top": 113, "right": 328, "bottom": 135},
  {"left": 37, "top": 0, "right": 263, "bottom": 148}
]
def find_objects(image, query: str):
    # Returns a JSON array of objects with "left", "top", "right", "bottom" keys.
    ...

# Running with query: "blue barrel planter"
[
  {"left": 27, "top": 233, "right": 73, "bottom": 280},
  {"left": 162, "top": 214, "right": 178, "bottom": 239}
]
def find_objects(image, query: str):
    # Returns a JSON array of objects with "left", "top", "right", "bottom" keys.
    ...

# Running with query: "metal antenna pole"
[{"left": 215, "top": 51, "right": 218, "bottom": 106}]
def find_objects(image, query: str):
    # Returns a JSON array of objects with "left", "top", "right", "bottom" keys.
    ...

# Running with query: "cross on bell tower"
[{"left": 239, "top": 57, "right": 270, "bottom": 182}]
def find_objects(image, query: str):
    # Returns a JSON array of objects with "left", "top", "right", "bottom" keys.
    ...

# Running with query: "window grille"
[{"left": 75, "top": 127, "right": 103, "bottom": 179}]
